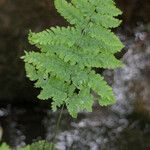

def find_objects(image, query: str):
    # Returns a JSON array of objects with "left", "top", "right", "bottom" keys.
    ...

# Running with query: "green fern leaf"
[
  {"left": 88, "top": 72, "right": 115, "bottom": 106},
  {"left": 89, "top": 0, "right": 122, "bottom": 17},
  {"left": 22, "top": 0, "right": 124, "bottom": 118},
  {"left": 67, "top": 87, "right": 93, "bottom": 118},
  {"left": 55, "top": 0, "right": 85, "bottom": 25}
]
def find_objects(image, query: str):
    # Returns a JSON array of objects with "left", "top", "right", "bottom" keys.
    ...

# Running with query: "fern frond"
[
  {"left": 67, "top": 87, "right": 93, "bottom": 118},
  {"left": 91, "top": 13, "right": 121, "bottom": 28},
  {"left": 89, "top": 0, "right": 122, "bottom": 17},
  {"left": 37, "top": 77, "right": 68, "bottom": 111},
  {"left": 22, "top": 0, "right": 124, "bottom": 118},
  {"left": 88, "top": 72, "right": 115, "bottom": 106},
  {"left": 55, "top": 0, "right": 85, "bottom": 26},
  {"left": 28, "top": 27, "right": 80, "bottom": 47},
  {"left": 89, "top": 25, "right": 124, "bottom": 53},
  {"left": 71, "top": 0, "right": 95, "bottom": 17},
  {"left": 41, "top": 45, "right": 122, "bottom": 69},
  {"left": 24, "top": 51, "right": 71, "bottom": 81},
  {"left": 72, "top": 0, "right": 122, "bottom": 28}
]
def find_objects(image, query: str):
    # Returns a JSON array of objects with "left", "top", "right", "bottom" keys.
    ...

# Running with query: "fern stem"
[
  {"left": 43, "top": 105, "right": 64, "bottom": 150},
  {"left": 52, "top": 104, "right": 65, "bottom": 143}
]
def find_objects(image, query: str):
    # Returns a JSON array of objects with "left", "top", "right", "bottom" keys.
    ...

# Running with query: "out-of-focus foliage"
[
  {"left": 23, "top": 0, "right": 124, "bottom": 118},
  {"left": 0, "top": 141, "right": 56, "bottom": 150},
  {"left": 0, "top": 143, "right": 10, "bottom": 150}
]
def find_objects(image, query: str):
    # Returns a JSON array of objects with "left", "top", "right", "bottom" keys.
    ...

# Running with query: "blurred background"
[{"left": 0, "top": 0, "right": 150, "bottom": 149}]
